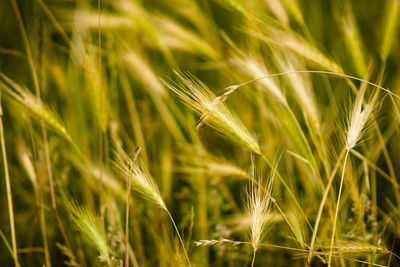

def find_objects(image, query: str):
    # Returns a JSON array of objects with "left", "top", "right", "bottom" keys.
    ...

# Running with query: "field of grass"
[{"left": 1, "top": 0, "right": 400, "bottom": 266}]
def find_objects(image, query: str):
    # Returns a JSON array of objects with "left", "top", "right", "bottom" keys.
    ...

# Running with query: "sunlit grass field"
[{"left": 1, "top": 0, "right": 400, "bottom": 266}]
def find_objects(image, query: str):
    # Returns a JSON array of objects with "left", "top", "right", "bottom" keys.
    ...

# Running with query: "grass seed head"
[
  {"left": 246, "top": 170, "right": 274, "bottom": 251},
  {"left": 178, "top": 145, "right": 249, "bottom": 179},
  {"left": 319, "top": 240, "right": 389, "bottom": 257},
  {"left": 164, "top": 71, "right": 261, "bottom": 154},
  {"left": 67, "top": 201, "right": 110, "bottom": 263},
  {"left": 113, "top": 149, "right": 166, "bottom": 210},
  {"left": 346, "top": 85, "right": 377, "bottom": 150},
  {"left": 0, "top": 72, "right": 73, "bottom": 143}
]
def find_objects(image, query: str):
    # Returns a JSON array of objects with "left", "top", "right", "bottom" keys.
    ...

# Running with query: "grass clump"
[{"left": 1, "top": 0, "right": 400, "bottom": 266}]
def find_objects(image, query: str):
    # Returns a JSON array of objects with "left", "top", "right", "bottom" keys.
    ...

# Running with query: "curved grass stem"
[
  {"left": 166, "top": 210, "right": 191, "bottom": 266},
  {"left": 230, "top": 70, "right": 400, "bottom": 100},
  {"left": 259, "top": 153, "right": 315, "bottom": 237},
  {"left": 308, "top": 148, "right": 346, "bottom": 263}
]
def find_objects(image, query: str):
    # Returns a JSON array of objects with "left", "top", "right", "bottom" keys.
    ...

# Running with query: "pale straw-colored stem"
[
  {"left": 328, "top": 150, "right": 350, "bottom": 266},
  {"left": 308, "top": 148, "right": 346, "bottom": 263},
  {"left": 166, "top": 210, "right": 191, "bottom": 266},
  {"left": 259, "top": 153, "right": 315, "bottom": 236},
  {"left": 125, "top": 148, "right": 142, "bottom": 267},
  {"left": 228, "top": 70, "right": 399, "bottom": 100},
  {"left": 9, "top": 1, "right": 54, "bottom": 265}
]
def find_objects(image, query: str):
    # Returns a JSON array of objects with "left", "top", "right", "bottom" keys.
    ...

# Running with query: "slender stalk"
[
  {"left": 350, "top": 149, "right": 396, "bottom": 187},
  {"left": 372, "top": 123, "right": 400, "bottom": 204},
  {"left": 0, "top": 229, "right": 13, "bottom": 257},
  {"left": 250, "top": 162, "right": 323, "bottom": 260},
  {"left": 31, "top": 161, "right": 51, "bottom": 267},
  {"left": 308, "top": 148, "right": 346, "bottom": 262},
  {"left": 9, "top": 0, "right": 39, "bottom": 94},
  {"left": 37, "top": 11, "right": 66, "bottom": 253},
  {"left": 230, "top": 70, "right": 400, "bottom": 100},
  {"left": 271, "top": 199, "right": 298, "bottom": 244},
  {"left": 97, "top": 0, "right": 105, "bottom": 212},
  {"left": 0, "top": 95, "right": 19, "bottom": 266},
  {"left": 119, "top": 68, "right": 148, "bottom": 165},
  {"left": 193, "top": 137, "right": 209, "bottom": 265},
  {"left": 38, "top": 178, "right": 52, "bottom": 267},
  {"left": 43, "top": 4, "right": 73, "bottom": 253},
  {"left": 251, "top": 249, "right": 256, "bottom": 267},
  {"left": 125, "top": 171, "right": 132, "bottom": 267},
  {"left": 328, "top": 150, "right": 350, "bottom": 266},
  {"left": 166, "top": 210, "right": 191, "bottom": 266},
  {"left": 128, "top": 199, "right": 147, "bottom": 266},
  {"left": 259, "top": 153, "right": 332, "bottom": 264},
  {"left": 9, "top": 1, "right": 56, "bottom": 265},
  {"left": 35, "top": 0, "right": 71, "bottom": 45},
  {"left": 285, "top": 104, "right": 320, "bottom": 179},
  {"left": 41, "top": 123, "right": 56, "bottom": 208},
  {"left": 125, "top": 148, "right": 142, "bottom": 267},
  {"left": 259, "top": 153, "right": 314, "bottom": 235}
]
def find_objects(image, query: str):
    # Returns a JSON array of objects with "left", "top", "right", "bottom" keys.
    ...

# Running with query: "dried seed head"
[
  {"left": 164, "top": 71, "right": 261, "bottom": 154},
  {"left": 67, "top": 201, "right": 110, "bottom": 263},
  {"left": 113, "top": 149, "right": 166, "bottom": 210},
  {"left": 246, "top": 170, "right": 274, "bottom": 251},
  {"left": 346, "top": 85, "right": 377, "bottom": 150}
]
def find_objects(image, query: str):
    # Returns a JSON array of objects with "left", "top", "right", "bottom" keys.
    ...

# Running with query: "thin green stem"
[
  {"left": 39, "top": 185, "right": 51, "bottom": 267},
  {"left": 125, "top": 172, "right": 132, "bottom": 267},
  {"left": 9, "top": 1, "right": 54, "bottom": 265},
  {"left": 35, "top": 0, "right": 71, "bottom": 45},
  {"left": 0, "top": 229, "right": 13, "bottom": 257},
  {"left": 350, "top": 149, "right": 396, "bottom": 188},
  {"left": 251, "top": 249, "right": 256, "bottom": 267},
  {"left": 259, "top": 153, "right": 315, "bottom": 235},
  {"left": 328, "top": 150, "right": 350, "bottom": 266},
  {"left": 308, "top": 148, "right": 346, "bottom": 263},
  {"left": 125, "top": 148, "right": 141, "bottom": 267},
  {"left": 97, "top": 0, "right": 105, "bottom": 220},
  {"left": 285, "top": 104, "right": 320, "bottom": 178},
  {"left": 166, "top": 210, "right": 191, "bottom": 266},
  {"left": 0, "top": 97, "right": 19, "bottom": 267}
]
